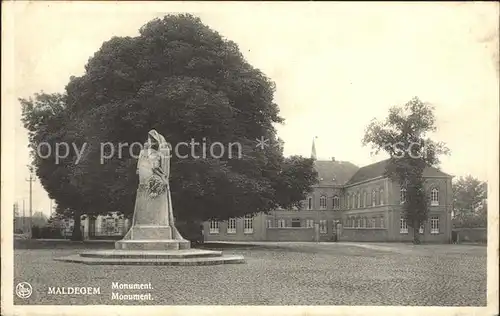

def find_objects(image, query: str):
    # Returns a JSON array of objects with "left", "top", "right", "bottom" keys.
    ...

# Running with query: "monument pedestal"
[
  {"left": 115, "top": 239, "right": 191, "bottom": 250},
  {"left": 114, "top": 225, "right": 191, "bottom": 250}
]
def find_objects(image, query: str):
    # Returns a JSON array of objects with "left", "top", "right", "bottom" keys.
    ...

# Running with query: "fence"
[{"left": 452, "top": 227, "right": 487, "bottom": 243}]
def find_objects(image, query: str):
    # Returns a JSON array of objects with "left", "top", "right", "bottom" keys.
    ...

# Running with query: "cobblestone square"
[{"left": 14, "top": 242, "right": 486, "bottom": 306}]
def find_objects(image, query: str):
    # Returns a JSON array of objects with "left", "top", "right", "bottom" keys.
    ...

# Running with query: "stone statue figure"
[{"left": 119, "top": 129, "right": 187, "bottom": 246}]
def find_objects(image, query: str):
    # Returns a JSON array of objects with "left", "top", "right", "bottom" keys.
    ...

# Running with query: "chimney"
[{"left": 331, "top": 157, "right": 336, "bottom": 161}]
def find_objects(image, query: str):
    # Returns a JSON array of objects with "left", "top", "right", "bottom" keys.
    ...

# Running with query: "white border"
[{"left": 1, "top": 2, "right": 498, "bottom": 316}]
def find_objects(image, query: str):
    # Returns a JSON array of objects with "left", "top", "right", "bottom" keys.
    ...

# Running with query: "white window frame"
[
  {"left": 333, "top": 196, "right": 340, "bottom": 210},
  {"left": 307, "top": 196, "right": 313, "bottom": 210},
  {"left": 319, "top": 220, "right": 327, "bottom": 234},
  {"left": 277, "top": 219, "right": 286, "bottom": 228},
  {"left": 305, "top": 219, "right": 314, "bottom": 228},
  {"left": 319, "top": 195, "right": 327, "bottom": 210},
  {"left": 244, "top": 214, "right": 253, "bottom": 234},
  {"left": 400, "top": 217, "right": 408, "bottom": 234},
  {"left": 227, "top": 218, "right": 236, "bottom": 234},
  {"left": 266, "top": 219, "right": 273, "bottom": 228},
  {"left": 430, "top": 216, "right": 439, "bottom": 234},
  {"left": 431, "top": 188, "right": 439, "bottom": 206},
  {"left": 400, "top": 188, "right": 407, "bottom": 204},
  {"left": 419, "top": 223, "right": 424, "bottom": 234},
  {"left": 209, "top": 220, "right": 219, "bottom": 234}
]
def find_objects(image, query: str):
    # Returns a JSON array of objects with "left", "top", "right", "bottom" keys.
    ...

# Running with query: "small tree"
[
  {"left": 452, "top": 175, "right": 487, "bottom": 228},
  {"left": 363, "top": 97, "right": 449, "bottom": 244}
]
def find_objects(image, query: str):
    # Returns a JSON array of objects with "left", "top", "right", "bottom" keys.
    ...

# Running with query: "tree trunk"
[
  {"left": 71, "top": 211, "right": 83, "bottom": 241},
  {"left": 412, "top": 221, "right": 421, "bottom": 244}
]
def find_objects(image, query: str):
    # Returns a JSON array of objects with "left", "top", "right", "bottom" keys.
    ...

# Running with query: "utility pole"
[
  {"left": 22, "top": 200, "right": 25, "bottom": 231},
  {"left": 26, "top": 165, "right": 35, "bottom": 238}
]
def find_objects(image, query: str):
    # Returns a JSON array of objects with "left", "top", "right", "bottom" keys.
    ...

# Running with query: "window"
[
  {"left": 319, "top": 195, "right": 327, "bottom": 210},
  {"left": 356, "top": 217, "right": 361, "bottom": 228},
  {"left": 360, "top": 192, "right": 365, "bottom": 208},
  {"left": 305, "top": 219, "right": 314, "bottom": 228},
  {"left": 346, "top": 194, "right": 350, "bottom": 209},
  {"left": 333, "top": 196, "right": 340, "bottom": 209},
  {"left": 431, "top": 188, "right": 439, "bottom": 206},
  {"left": 430, "top": 216, "right": 439, "bottom": 234},
  {"left": 244, "top": 214, "right": 253, "bottom": 234},
  {"left": 307, "top": 196, "right": 313, "bottom": 210},
  {"left": 277, "top": 219, "right": 286, "bottom": 228},
  {"left": 400, "top": 217, "right": 408, "bottom": 234},
  {"left": 209, "top": 220, "right": 219, "bottom": 234},
  {"left": 227, "top": 218, "right": 236, "bottom": 234},
  {"left": 372, "top": 190, "right": 376, "bottom": 207},
  {"left": 266, "top": 219, "right": 273, "bottom": 228},
  {"left": 361, "top": 217, "right": 367, "bottom": 228},
  {"left": 369, "top": 218, "right": 375, "bottom": 228},
  {"left": 400, "top": 188, "right": 407, "bottom": 204},
  {"left": 356, "top": 192, "right": 361, "bottom": 208},
  {"left": 319, "top": 220, "right": 327, "bottom": 234},
  {"left": 380, "top": 216, "right": 385, "bottom": 228},
  {"left": 352, "top": 194, "right": 356, "bottom": 209},
  {"left": 291, "top": 218, "right": 301, "bottom": 227},
  {"left": 380, "top": 189, "right": 384, "bottom": 205},
  {"left": 419, "top": 223, "right": 424, "bottom": 234}
]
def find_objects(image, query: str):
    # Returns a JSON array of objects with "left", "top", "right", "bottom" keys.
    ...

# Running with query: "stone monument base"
[
  {"left": 115, "top": 239, "right": 191, "bottom": 250},
  {"left": 54, "top": 249, "right": 245, "bottom": 266}
]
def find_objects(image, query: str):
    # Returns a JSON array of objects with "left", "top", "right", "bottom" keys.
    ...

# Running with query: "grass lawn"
[{"left": 13, "top": 240, "right": 486, "bottom": 306}]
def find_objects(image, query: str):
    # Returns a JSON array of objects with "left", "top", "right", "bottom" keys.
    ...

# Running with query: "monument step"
[
  {"left": 115, "top": 239, "right": 191, "bottom": 250},
  {"left": 54, "top": 254, "right": 245, "bottom": 266},
  {"left": 80, "top": 249, "right": 223, "bottom": 259}
]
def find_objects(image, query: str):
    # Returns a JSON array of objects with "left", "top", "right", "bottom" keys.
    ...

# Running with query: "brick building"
[{"left": 203, "top": 157, "right": 453, "bottom": 243}]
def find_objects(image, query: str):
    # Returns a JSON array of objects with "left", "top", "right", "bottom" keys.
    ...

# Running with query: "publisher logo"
[{"left": 16, "top": 282, "right": 32, "bottom": 299}]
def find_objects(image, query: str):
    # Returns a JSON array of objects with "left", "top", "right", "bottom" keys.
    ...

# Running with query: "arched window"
[
  {"left": 319, "top": 195, "right": 327, "bottom": 210},
  {"left": 400, "top": 187, "right": 407, "bottom": 204},
  {"left": 346, "top": 194, "right": 350, "bottom": 209},
  {"left": 372, "top": 190, "right": 376, "bottom": 207},
  {"left": 333, "top": 196, "right": 340, "bottom": 209},
  {"left": 307, "top": 196, "right": 313, "bottom": 210},
  {"left": 360, "top": 192, "right": 365, "bottom": 208},
  {"left": 380, "top": 189, "right": 384, "bottom": 205},
  {"left": 365, "top": 192, "right": 369, "bottom": 207},
  {"left": 431, "top": 188, "right": 439, "bottom": 206},
  {"left": 352, "top": 194, "right": 356, "bottom": 209}
]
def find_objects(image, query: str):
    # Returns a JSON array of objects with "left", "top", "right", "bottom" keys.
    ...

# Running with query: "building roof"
[
  {"left": 314, "top": 160, "right": 359, "bottom": 186},
  {"left": 345, "top": 158, "right": 452, "bottom": 185}
]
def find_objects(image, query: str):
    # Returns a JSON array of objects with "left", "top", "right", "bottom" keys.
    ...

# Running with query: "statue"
[{"left": 117, "top": 129, "right": 189, "bottom": 249}]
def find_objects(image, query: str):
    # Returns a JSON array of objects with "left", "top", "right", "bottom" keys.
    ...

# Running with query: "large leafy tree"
[
  {"left": 452, "top": 175, "right": 487, "bottom": 228},
  {"left": 20, "top": 14, "right": 318, "bottom": 240},
  {"left": 363, "top": 97, "right": 449, "bottom": 244}
]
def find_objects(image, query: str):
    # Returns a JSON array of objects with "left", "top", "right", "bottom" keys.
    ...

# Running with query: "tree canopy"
[
  {"left": 452, "top": 175, "right": 487, "bottom": 228},
  {"left": 20, "top": 14, "right": 318, "bottom": 239},
  {"left": 363, "top": 97, "right": 449, "bottom": 243}
]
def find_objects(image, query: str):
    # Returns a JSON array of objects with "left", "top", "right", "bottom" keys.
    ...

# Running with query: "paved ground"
[{"left": 13, "top": 241, "right": 486, "bottom": 306}]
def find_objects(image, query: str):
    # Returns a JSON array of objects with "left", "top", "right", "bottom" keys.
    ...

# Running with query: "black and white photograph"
[{"left": 2, "top": 2, "right": 499, "bottom": 316}]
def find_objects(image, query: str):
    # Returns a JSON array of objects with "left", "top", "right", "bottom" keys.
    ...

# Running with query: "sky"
[{"left": 4, "top": 2, "right": 499, "bottom": 217}]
